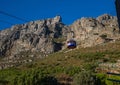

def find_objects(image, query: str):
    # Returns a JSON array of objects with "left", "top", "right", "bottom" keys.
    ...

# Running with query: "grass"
[{"left": 0, "top": 40, "right": 120, "bottom": 85}]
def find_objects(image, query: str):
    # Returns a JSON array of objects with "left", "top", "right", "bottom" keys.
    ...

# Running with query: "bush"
[
  {"left": 96, "top": 73, "right": 107, "bottom": 85},
  {"left": 73, "top": 70, "right": 96, "bottom": 85},
  {"left": 64, "top": 66, "right": 81, "bottom": 76},
  {"left": 11, "top": 70, "right": 58, "bottom": 85}
]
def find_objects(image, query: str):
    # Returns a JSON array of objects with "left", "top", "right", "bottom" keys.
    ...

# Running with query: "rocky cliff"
[
  {"left": 0, "top": 14, "right": 120, "bottom": 69},
  {"left": 69, "top": 14, "right": 120, "bottom": 47},
  {"left": 0, "top": 16, "right": 68, "bottom": 57}
]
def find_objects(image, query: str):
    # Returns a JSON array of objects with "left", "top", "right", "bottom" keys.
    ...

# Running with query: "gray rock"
[
  {"left": 68, "top": 14, "right": 120, "bottom": 47},
  {"left": 0, "top": 15, "right": 64, "bottom": 57}
]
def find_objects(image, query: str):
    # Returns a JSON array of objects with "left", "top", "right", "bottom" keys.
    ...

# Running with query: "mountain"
[
  {"left": 0, "top": 14, "right": 120, "bottom": 69},
  {"left": 1, "top": 35, "right": 120, "bottom": 85}
]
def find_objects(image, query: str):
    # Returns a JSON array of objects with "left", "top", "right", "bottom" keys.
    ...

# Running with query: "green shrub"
[
  {"left": 73, "top": 70, "right": 96, "bottom": 85},
  {"left": 96, "top": 73, "right": 107, "bottom": 85},
  {"left": 64, "top": 66, "right": 81, "bottom": 76}
]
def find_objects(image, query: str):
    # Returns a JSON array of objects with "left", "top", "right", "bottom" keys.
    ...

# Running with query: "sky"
[{"left": 0, "top": 0, "right": 116, "bottom": 30}]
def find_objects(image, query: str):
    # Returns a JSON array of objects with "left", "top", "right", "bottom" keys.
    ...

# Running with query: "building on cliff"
[{"left": 115, "top": 0, "right": 120, "bottom": 29}]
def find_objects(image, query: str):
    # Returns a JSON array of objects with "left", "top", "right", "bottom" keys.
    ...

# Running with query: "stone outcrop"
[
  {"left": 68, "top": 14, "right": 120, "bottom": 47},
  {"left": 0, "top": 16, "right": 68, "bottom": 57}
]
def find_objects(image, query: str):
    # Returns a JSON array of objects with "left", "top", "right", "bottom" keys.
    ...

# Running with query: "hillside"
[
  {"left": 0, "top": 14, "right": 120, "bottom": 85},
  {"left": 0, "top": 40, "right": 120, "bottom": 85}
]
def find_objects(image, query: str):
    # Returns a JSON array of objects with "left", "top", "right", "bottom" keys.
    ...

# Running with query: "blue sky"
[{"left": 0, "top": 0, "right": 116, "bottom": 30}]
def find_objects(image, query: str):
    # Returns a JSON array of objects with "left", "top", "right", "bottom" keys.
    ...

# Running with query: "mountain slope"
[
  {"left": 0, "top": 39, "right": 120, "bottom": 85},
  {"left": 0, "top": 14, "right": 120, "bottom": 69}
]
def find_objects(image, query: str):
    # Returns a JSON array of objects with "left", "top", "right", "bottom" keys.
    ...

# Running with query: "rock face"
[
  {"left": 0, "top": 16, "right": 69, "bottom": 57},
  {"left": 0, "top": 14, "right": 120, "bottom": 69},
  {"left": 69, "top": 14, "right": 120, "bottom": 47}
]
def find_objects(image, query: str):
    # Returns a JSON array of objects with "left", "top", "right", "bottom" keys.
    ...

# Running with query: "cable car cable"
[{"left": 0, "top": 10, "right": 29, "bottom": 22}]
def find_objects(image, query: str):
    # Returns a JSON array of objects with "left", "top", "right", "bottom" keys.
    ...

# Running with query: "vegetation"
[
  {"left": 73, "top": 70, "right": 96, "bottom": 85},
  {"left": 0, "top": 41, "right": 120, "bottom": 85}
]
